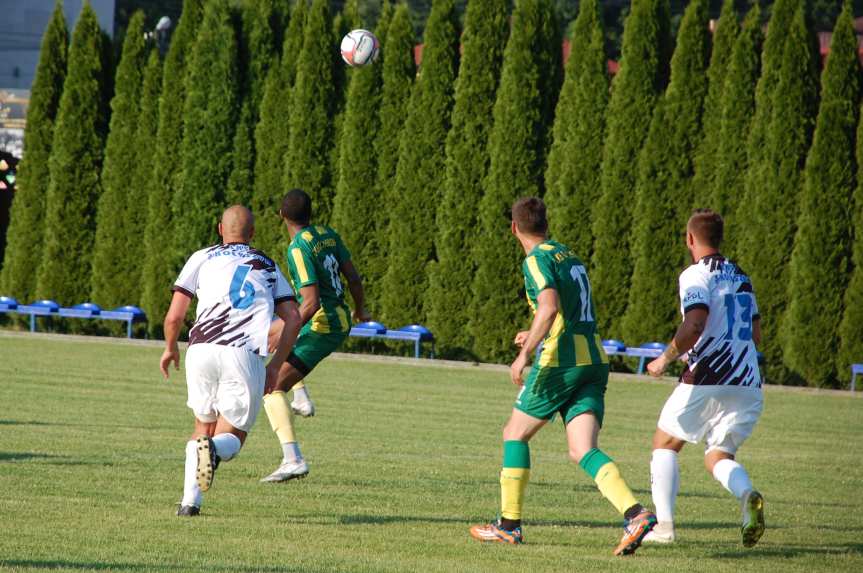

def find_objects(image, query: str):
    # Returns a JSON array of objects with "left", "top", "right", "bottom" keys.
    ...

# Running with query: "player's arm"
[
  {"left": 647, "top": 307, "right": 708, "bottom": 377},
  {"left": 510, "top": 288, "right": 559, "bottom": 386},
  {"left": 752, "top": 317, "right": 762, "bottom": 346},
  {"left": 267, "top": 300, "right": 301, "bottom": 370},
  {"left": 159, "top": 291, "right": 192, "bottom": 379},
  {"left": 267, "top": 284, "right": 320, "bottom": 352},
  {"left": 341, "top": 259, "right": 370, "bottom": 323}
]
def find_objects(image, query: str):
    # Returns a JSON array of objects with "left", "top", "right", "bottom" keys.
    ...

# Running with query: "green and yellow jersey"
[
  {"left": 523, "top": 240, "right": 608, "bottom": 369},
  {"left": 285, "top": 225, "right": 352, "bottom": 334}
]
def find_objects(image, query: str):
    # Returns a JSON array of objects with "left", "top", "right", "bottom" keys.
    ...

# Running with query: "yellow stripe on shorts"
[{"left": 310, "top": 306, "right": 330, "bottom": 333}]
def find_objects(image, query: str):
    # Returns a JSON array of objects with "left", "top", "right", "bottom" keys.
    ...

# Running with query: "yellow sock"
[
  {"left": 594, "top": 462, "right": 639, "bottom": 515},
  {"left": 500, "top": 468, "right": 530, "bottom": 520},
  {"left": 263, "top": 391, "right": 296, "bottom": 443},
  {"left": 294, "top": 382, "right": 306, "bottom": 391}
]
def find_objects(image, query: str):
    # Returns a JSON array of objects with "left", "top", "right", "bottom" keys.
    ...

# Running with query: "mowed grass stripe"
[{"left": 0, "top": 335, "right": 861, "bottom": 573}]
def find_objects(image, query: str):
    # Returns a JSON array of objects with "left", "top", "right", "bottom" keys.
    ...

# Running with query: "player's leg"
[
  {"left": 562, "top": 364, "right": 656, "bottom": 556},
  {"left": 261, "top": 360, "right": 309, "bottom": 482},
  {"left": 704, "top": 388, "right": 765, "bottom": 547},
  {"left": 469, "top": 408, "right": 546, "bottom": 544},
  {"left": 644, "top": 429, "right": 685, "bottom": 543},
  {"left": 470, "top": 366, "right": 566, "bottom": 544},
  {"left": 291, "top": 381, "right": 314, "bottom": 417},
  {"left": 178, "top": 345, "right": 219, "bottom": 517}
]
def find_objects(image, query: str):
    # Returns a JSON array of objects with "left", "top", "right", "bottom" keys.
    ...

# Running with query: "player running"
[
  {"left": 644, "top": 209, "right": 765, "bottom": 547},
  {"left": 260, "top": 189, "right": 370, "bottom": 483},
  {"left": 470, "top": 197, "right": 657, "bottom": 556},
  {"left": 160, "top": 205, "right": 302, "bottom": 516}
]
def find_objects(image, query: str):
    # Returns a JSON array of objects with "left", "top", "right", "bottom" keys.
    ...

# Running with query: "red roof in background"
[{"left": 413, "top": 39, "right": 620, "bottom": 75}]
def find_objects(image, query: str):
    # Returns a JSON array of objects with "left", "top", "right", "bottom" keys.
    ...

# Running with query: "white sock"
[
  {"left": 182, "top": 440, "right": 202, "bottom": 508},
  {"left": 292, "top": 385, "right": 310, "bottom": 404},
  {"left": 212, "top": 433, "right": 242, "bottom": 462},
  {"left": 281, "top": 442, "right": 303, "bottom": 464},
  {"left": 651, "top": 449, "right": 680, "bottom": 524},
  {"left": 712, "top": 458, "right": 753, "bottom": 500}
]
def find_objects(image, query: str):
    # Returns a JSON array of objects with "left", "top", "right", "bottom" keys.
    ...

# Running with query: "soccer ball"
[{"left": 340, "top": 29, "right": 380, "bottom": 67}]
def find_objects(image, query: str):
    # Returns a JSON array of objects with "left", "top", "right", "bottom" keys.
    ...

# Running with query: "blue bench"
[
  {"left": 349, "top": 322, "right": 435, "bottom": 358},
  {"left": 0, "top": 297, "right": 146, "bottom": 338},
  {"left": 852, "top": 363, "right": 863, "bottom": 392}
]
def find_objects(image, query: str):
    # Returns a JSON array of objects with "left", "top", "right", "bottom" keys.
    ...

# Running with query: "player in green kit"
[
  {"left": 469, "top": 197, "right": 657, "bottom": 555},
  {"left": 261, "top": 189, "right": 370, "bottom": 483}
]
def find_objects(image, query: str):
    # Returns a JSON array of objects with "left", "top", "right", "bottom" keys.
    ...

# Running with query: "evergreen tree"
[
  {"left": 330, "top": 3, "right": 392, "bottom": 273},
  {"left": 226, "top": 0, "right": 279, "bottom": 206},
  {"left": 784, "top": 3, "right": 858, "bottom": 388},
  {"left": 172, "top": 0, "right": 240, "bottom": 256},
  {"left": 747, "top": 5, "right": 819, "bottom": 385},
  {"left": 328, "top": 0, "right": 361, "bottom": 205},
  {"left": 364, "top": 4, "right": 415, "bottom": 315},
  {"left": 838, "top": 113, "right": 863, "bottom": 387},
  {"left": 35, "top": 2, "right": 110, "bottom": 305},
  {"left": 589, "top": 0, "right": 671, "bottom": 338},
  {"left": 285, "top": 0, "right": 338, "bottom": 224},
  {"left": 543, "top": 0, "right": 607, "bottom": 260},
  {"left": 251, "top": 0, "right": 306, "bottom": 259},
  {"left": 469, "top": 0, "right": 563, "bottom": 361},
  {"left": 379, "top": 0, "right": 459, "bottom": 328},
  {"left": 125, "top": 49, "right": 162, "bottom": 308},
  {"left": 424, "top": 0, "right": 509, "bottom": 356},
  {"left": 691, "top": 0, "right": 738, "bottom": 208},
  {"left": 712, "top": 5, "right": 763, "bottom": 247},
  {"left": 0, "top": 2, "right": 67, "bottom": 302},
  {"left": 621, "top": 0, "right": 711, "bottom": 344},
  {"left": 141, "top": 0, "right": 203, "bottom": 336},
  {"left": 91, "top": 11, "right": 148, "bottom": 308},
  {"left": 736, "top": 0, "right": 797, "bottom": 273}
]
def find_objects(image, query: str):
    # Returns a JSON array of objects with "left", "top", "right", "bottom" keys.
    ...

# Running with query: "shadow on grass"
[
  {"left": 0, "top": 451, "right": 111, "bottom": 466},
  {"left": 0, "top": 419, "right": 54, "bottom": 426},
  {"left": 0, "top": 560, "right": 307, "bottom": 573},
  {"left": 711, "top": 543, "right": 863, "bottom": 559}
]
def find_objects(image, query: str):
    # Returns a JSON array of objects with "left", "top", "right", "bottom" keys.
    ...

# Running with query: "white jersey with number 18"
[
  {"left": 173, "top": 242, "right": 294, "bottom": 357},
  {"left": 678, "top": 254, "right": 762, "bottom": 388}
]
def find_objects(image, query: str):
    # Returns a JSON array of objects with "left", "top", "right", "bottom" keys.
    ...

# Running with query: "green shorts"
[
  {"left": 286, "top": 324, "right": 349, "bottom": 376},
  {"left": 514, "top": 363, "right": 609, "bottom": 426}
]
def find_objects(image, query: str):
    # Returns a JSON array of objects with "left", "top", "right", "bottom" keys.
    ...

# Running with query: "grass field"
[{"left": 1, "top": 332, "right": 861, "bottom": 573}]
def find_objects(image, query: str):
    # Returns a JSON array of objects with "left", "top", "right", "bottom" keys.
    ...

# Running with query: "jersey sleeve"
[
  {"left": 679, "top": 266, "right": 710, "bottom": 314},
  {"left": 287, "top": 244, "right": 317, "bottom": 288},
  {"left": 523, "top": 254, "right": 556, "bottom": 293},
  {"left": 272, "top": 265, "right": 295, "bottom": 305},
  {"left": 172, "top": 250, "right": 205, "bottom": 298}
]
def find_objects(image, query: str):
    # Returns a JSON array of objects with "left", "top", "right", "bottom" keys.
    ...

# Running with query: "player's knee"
[{"left": 568, "top": 446, "right": 588, "bottom": 464}]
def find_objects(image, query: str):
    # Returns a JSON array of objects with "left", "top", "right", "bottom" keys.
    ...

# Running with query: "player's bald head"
[
  {"left": 687, "top": 209, "right": 723, "bottom": 248},
  {"left": 220, "top": 205, "right": 255, "bottom": 242}
]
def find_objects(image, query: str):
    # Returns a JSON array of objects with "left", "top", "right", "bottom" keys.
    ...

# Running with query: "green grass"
[{"left": 0, "top": 332, "right": 861, "bottom": 572}]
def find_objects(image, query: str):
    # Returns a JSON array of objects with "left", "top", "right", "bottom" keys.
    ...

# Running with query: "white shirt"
[
  {"left": 173, "top": 243, "right": 294, "bottom": 356},
  {"left": 678, "top": 254, "right": 762, "bottom": 388}
]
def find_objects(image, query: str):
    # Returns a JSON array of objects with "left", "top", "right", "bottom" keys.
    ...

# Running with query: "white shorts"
[
  {"left": 184, "top": 343, "right": 266, "bottom": 433},
  {"left": 657, "top": 383, "right": 763, "bottom": 455}
]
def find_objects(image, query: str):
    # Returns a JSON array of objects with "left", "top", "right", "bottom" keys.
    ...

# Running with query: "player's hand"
[
  {"left": 265, "top": 363, "right": 281, "bottom": 394},
  {"left": 647, "top": 356, "right": 667, "bottom": 378},
  {"left": 513, "top": 331, "right": 530, "bottom": 348},
  {"left": 268, "top": 318, "right": 285, "bottom": 354},
  {"left": 352, "top": 308, "right": 371, "bottom": 324},
  {"left": 159, "top": 344, "right": 180, "bottom": 380},
  {"left": 510, "top": 353, "right": 529, "bottom": 386}
]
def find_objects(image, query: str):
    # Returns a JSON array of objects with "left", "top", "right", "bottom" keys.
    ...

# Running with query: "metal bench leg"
[
  {"left": 414, "top": 339, "right": 420, "bottom": 359},
  {"left": 127, "top": 320, "right": 133, "bottom": 339},
  {"left": 30, "top": 314, "right": 35, "bottom": 332},
  {"left": 853, "top": 372, "right": 857, "bottom": 393},
  {"left": 637, "top": 357, "right": 646, "bottom": 375}
]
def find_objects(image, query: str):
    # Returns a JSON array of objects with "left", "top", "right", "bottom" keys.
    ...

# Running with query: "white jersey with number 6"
[
  {"left": 678, "top": 254, "right": 761, "bottom": 388},
  {"left": 173, "top": 243, "right": 294, "bottom": 357}
]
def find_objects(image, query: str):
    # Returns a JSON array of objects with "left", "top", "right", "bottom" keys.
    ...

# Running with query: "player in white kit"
[
  {"left": 159, "top": 206, "right": 302, "bottom": 516},
  {"left": 644, "top": 209, "right": 765, "bottom": 547}
]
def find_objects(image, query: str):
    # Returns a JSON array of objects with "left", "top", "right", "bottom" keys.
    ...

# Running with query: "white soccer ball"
[{"left": 340, "top": 29, "right": 380, "bottom": 67}]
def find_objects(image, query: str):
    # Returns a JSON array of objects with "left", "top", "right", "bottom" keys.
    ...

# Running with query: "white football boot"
[
  {"left": 643, "top": 521, "right": 675, "bottom": 543},
  {"left": 290, "top": 397, "right": 315, "bottom": 417},
  {"left": 260, "top": 459, "right": 309, "bottom": 483}
]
